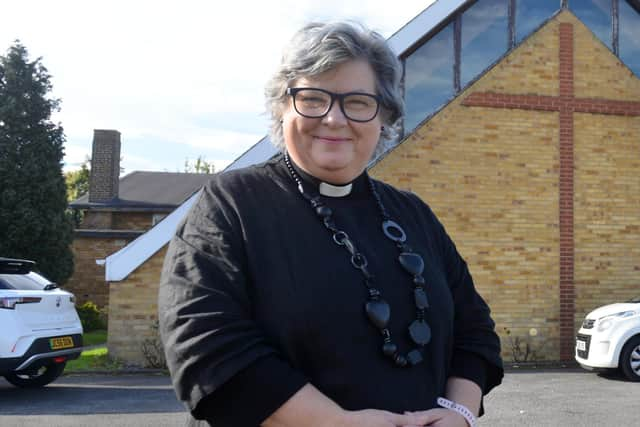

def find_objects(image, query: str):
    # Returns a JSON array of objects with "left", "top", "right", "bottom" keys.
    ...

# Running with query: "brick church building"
[{"left": 97, "top": 0, "right": 640, "bottom": 365}]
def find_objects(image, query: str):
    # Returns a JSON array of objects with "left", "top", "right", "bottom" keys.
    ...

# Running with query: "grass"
[
  {"left": 65, "top": 329, "right": 122, "bottom": 372},
  {"left": 83, "top": 329, "right": 107, "bottom": 346}
]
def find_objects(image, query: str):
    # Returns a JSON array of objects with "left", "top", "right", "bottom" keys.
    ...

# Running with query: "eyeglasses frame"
[{"left": 286, "top": 87, "right": 382, "bottom": 123}]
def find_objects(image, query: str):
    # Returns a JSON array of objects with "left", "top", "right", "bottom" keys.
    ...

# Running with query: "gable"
[{"left": 370, "top": 9, "right": 640, "bottom": 360}]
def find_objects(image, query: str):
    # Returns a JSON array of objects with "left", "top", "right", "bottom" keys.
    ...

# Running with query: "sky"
[{"left": 1, "top": 0, "right": 435, "bottom": 174}]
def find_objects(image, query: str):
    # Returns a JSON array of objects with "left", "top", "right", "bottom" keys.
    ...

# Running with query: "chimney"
[{"left": 89, "top": 130, "right": 121, "bottom": 203}]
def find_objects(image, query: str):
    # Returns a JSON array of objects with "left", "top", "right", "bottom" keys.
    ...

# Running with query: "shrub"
[
  {"left": 141, "top": 320, "right": 167, "bottom": 369},
  {"left": 77, "top": 301, "right": 107, "bottom": 332}
]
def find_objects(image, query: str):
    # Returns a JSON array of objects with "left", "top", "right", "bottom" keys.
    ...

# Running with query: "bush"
[
  {"left": 141, "top": 320, "right": 167, "bottom": 369},
  {"left": 77, "top": 301, "right": 107, "bottom": 332}
]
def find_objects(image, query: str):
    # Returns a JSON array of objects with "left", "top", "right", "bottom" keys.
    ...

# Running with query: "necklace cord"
[{"left": 283, "top": 152, "right": 431, "bottom": 367}]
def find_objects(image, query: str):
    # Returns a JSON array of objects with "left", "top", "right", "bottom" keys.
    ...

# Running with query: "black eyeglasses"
[{"left": 286, "top": 87, "right": 381, "bottom": 123}]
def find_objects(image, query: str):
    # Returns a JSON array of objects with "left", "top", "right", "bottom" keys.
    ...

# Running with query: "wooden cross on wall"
[{"left": 462, "top": 22, "right": 640, "bottom": 360}]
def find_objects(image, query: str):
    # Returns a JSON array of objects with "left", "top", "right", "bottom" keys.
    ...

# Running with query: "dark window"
[
  {"left": 461, "top": 0, "right": 510, "bottom": 88},
  {"left": 516, "top": 0, "right": 560, "bottom": 43},
  {"left": 570, "top": 0, "right": 612, "bottom": 49},
  {"left": 619, "top": 0, "right": 640, "bottom": 75},
  {"left": 0, "top": 272, "right": 50, "bottom": 290},
  {"left": 404, "top": 22, "right": 454, "bottom": 132}
]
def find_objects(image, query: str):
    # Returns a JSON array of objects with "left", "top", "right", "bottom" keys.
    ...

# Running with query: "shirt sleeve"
[{"left": 158, "top": 179, "right": 307, "bottom": 426}]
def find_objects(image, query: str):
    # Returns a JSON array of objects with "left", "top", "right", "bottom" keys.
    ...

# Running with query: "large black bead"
[
  {"left": 407, "top": 349, "right": 423, "bottom": 365},
  {"left": 408, "top": 320, "right": 431, "bottom": 346},
  {"left": 315, "top": 206, "right": 332, "bottom": 218},
  {"left": 398, "top": 253, "right": 424, "bottom": 276},
  {"left": 414, "top": 287, "right": 429, "bottom": 309},
  {"left": 365, "top": 299, "right": 391, "bottom": 329},
  {"left": 382, "top": 342, "right": 397, "bottom": 357}
]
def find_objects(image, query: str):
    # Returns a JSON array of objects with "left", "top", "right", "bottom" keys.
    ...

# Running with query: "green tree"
[
  {"left": 184, "top": 155, "right": 215, "bottom": 174},
  {"left": 65, "top": 158, "right": 90, "bottom": 227},
  {"left": 65, "top": 158, "right": 90, "bottom": 202},
  {"left": 0, "top": 41, "right": 74, "bottom": 284}
]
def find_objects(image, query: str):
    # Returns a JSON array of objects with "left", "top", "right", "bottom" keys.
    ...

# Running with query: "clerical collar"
[
  {"left": 319, "top": 182, "right": 352, "bottom": 197},
  {"left": 285, "top": 154, "right": 368, "bottom": 198}
]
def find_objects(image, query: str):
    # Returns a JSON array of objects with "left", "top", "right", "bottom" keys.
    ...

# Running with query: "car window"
[{"left": 0, "top": 272, "right": 51, "bottom": 290}]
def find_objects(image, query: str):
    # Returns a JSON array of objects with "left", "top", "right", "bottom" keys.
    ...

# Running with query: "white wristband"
[{"left": 437, "top": 397, "right": 477, "bottom": 427}]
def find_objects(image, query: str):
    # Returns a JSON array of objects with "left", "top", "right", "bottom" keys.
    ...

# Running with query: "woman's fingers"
[{"left": 404, "top": 408, "right": 467, "bottom": 427}]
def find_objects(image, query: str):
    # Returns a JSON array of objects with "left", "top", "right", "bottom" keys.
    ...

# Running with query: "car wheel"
[
  {"left": 3, "top": 361, "right": 66, "bottom": 388},
  {"left": 619, "top": 335, "right": 640, "bottom": 382}
]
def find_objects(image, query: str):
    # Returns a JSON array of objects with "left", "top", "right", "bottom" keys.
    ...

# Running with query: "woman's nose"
[{"left": 322, "top": 100, "right": 348, "bottom": 126}]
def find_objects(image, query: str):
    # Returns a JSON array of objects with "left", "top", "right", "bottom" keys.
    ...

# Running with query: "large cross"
[{"left": 462, "top": 22, "right": 640, "bottom": 360}]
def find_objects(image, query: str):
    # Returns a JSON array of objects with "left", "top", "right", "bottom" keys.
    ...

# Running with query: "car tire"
[
  {"left": 3, "top": 361, "right": 66, "bottom": 388},
  {"left": 619, "top": 335, "right": 640, "bottom": 382}
]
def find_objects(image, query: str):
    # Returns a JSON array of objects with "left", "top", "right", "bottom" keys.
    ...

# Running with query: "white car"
[
  {"left": 575, "top": 296, "right": 640, "bottom": 381},
  {"left": 0, "top": 257, "right": 83, "bottom": 387}
]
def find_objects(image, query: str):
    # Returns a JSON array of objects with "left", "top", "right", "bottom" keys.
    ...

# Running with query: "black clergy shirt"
[{"left": 159, "top": 154, "right": 503, "bottom": 426}]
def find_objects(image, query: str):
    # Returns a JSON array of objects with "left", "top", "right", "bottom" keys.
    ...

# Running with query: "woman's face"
[{"left": 282, "top": 59, "right": 382, "bottom": 184}]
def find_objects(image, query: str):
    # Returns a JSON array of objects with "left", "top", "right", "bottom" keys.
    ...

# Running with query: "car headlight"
[{"left": 597, "top": 310, "right": 637, "bottom": 332}]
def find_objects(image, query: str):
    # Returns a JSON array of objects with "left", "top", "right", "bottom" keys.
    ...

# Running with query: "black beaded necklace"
[{"left": 283, "top": 152, "right": 432, "bottom": 367}]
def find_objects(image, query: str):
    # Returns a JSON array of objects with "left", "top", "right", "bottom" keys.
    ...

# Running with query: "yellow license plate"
[{"left": 50, "top": 336, "right": 74, "bottom": 350}]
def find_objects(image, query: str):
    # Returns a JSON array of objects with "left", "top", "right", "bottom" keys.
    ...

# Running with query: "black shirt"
[{"left": 159, "top": 154, "right": 503, "bottom": 426}]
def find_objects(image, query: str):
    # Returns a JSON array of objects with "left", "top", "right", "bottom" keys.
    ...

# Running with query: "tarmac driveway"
[
  {"left": 0, "top": 373, "right": 187, "bottom": 427},
  {"left": 481, "top": 368, "right": 639, "bottom": 426},
  {"left": 0, "top": 368, "right": 638, "bottom": 426}
]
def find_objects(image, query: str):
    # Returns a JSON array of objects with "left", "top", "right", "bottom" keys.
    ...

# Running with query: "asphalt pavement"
[{"left": 0, "top": 368, "right": 638, "bottom": 426}]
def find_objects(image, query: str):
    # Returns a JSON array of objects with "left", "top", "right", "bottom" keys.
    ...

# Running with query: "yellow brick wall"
[
  {"left": 112, "top": 212, "right": 154, "bottom": 230},
  {"left": 81, "top": 211, "right": 113, "bottom": 229},
  {"left": 372, "top": 11, "right": 640, "bottom": 361},
  {"left": 108, "top": 247, "right": 167, "bottom": 366},
  {"left": 574, "top": 113, "right": 640, "bottom": 324},
  {"left": 66, "top": 236, "right": 131, "bottom": 307}
]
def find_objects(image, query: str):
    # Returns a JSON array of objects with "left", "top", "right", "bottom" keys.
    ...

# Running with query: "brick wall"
[
  {"left": 112, "top": 212, "right": 154, "bottom": 230},
  {"left": 81, "top": 211, "right": 154, "bottom": 231},
  {"left": 67, "top": 211, "right": 154, "bottom": 308},
  {"left": 371, "top": 11, "right": 640, "bottom": 361},
  {"left": 66, "top": 237, "right": 132, "bottom": 307},
  {"left": 108, "top": 247, "right": 166, "bottom": 366},
  {"left": 81, "top": 211, "right": 113, "bottom": 229}
]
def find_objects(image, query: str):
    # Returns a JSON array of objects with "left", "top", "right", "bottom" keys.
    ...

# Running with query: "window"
[
  {"left": 0, "top": 272, "right": 50, "bottom": 290},
  {"left": 461, "top": 0, "right": 510, "bottom": 88},
  {"left": 516, "top": 0, "right": 559, "bottom": 43},
  {"left": 619, "top": 0, "right": 640, "bottom": 75},
  {"left": 404, "top": 22, "right": 454, "bottom": 132},
  {"left": 570, "top": 0, "right": 612, "bottom": 49}
]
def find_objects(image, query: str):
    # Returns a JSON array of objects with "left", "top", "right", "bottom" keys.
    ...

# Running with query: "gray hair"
[{"left": 265, "top": 21, "right": 404, "bottom": 153}]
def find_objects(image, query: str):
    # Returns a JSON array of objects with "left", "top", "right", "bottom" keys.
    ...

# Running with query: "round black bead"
[
  {"left": 315, "top": 206, "right": 332, "bottom": 218},
  {"left": 382, "top": 342, "right": 397, "bottom": 357}
]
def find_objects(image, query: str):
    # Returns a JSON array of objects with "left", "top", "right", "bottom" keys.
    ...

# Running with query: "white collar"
[{"left": 319, "top": 181, "right": 352, "bottom": 197}]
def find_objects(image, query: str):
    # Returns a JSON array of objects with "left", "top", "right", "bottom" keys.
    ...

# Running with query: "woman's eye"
[
  {"left": 345, "top": 98, "right": 373, "bottom": 109},
  {"left": 300, "top": 96, "right": 326, "bottom": 103}
]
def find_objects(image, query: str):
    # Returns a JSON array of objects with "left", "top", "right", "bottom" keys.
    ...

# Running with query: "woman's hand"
[
  {"left": 339, "top": 408, "right": 430, "bottom": 427},
  {"left": 401, "top": 408, "right": 468, "bottom": 427}
]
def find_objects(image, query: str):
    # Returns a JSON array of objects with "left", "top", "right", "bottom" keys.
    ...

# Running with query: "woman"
[{"left": 159, "top": 21, "right": 503, "bottom": 427}]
